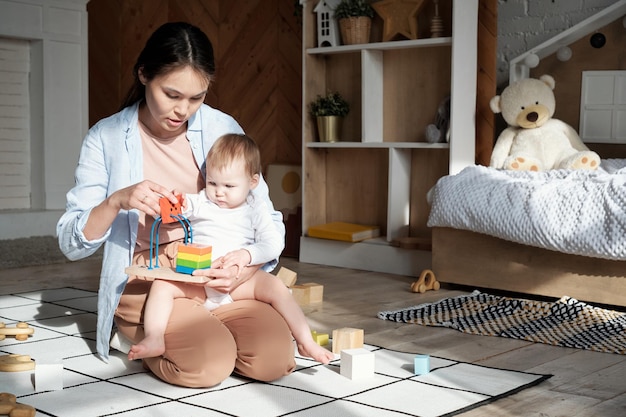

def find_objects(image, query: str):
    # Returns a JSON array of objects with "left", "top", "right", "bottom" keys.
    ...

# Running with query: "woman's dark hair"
[{"left": 120, "top": 22, "right": 215, "bottom": 110}]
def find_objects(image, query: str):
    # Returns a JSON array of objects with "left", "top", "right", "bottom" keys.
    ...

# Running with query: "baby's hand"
[
  {"left": 216, "top": 249, "right": 251, "bottom": 277},
  {"left": 170, "top": 190, "right": 186, "bottom": 209}
]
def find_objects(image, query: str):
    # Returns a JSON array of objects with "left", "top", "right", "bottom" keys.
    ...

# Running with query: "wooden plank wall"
[{"left": 87, "top": 0, "right": 303, "bottom": 169}]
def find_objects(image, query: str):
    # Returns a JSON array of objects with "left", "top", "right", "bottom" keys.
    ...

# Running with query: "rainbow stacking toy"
[
  {"left": 124, "top": 195, "right": 213, "bottom": 283},
  {"left": 175, "top": 243, "right": 212, "bottom": 274},
  {"left": 149, "top": 195, "right": 212, "bottom": 274}
]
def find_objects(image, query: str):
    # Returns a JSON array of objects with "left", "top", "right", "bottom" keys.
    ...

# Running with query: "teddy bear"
[{"left": 489, "top": 74, "right": 600, "bottom": 171}]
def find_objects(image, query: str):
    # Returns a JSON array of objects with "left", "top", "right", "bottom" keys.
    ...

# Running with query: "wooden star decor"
[{"left": 372, "top": 0, "right": 427, "bottom": 42}]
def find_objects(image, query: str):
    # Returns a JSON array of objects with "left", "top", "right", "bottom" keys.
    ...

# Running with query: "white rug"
[{"left": 0, "top": 288, "right": 550, "bottom": 417}]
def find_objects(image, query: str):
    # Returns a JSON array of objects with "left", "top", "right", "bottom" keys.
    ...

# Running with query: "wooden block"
[
  {"left": 311, "top": 331, "right": 329, "bottom": 346},
  {"left": 340, "top": 348, "right": 375, "bottom": 380},
  {"left": 332, "top": 327, "right": 364, "bottom": 354},
  {"left": 159, "top": 195, "right": 184, "bottom": 224},
  {"left": 176, "top": 251, "right": 212, "bottom": 262},
  {"left": 276, "top": 267, "right": 298, "bottom": 287},
  {"left": 0, "top": 354, "right": 35, "bottom": 372},
  {"left": 291, "top": 283, "right": 323, "bottom": 305},
  {"left": 414, "top": 354, "right": 430, "bottom": 375},
  {"left": 35, "top": 363, "right": 64, "bottom": 391},
  {"left": 177, "top": 243, "right": 212, "bottom": 256}
]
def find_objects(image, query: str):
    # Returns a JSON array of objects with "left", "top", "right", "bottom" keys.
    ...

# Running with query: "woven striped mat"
[{"left": 378, "top": 290, "right": 626, "bottom": 355}]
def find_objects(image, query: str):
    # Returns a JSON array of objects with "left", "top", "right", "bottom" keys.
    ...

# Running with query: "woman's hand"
[
  {"left": 113, "top": 181, "right": 179, "bottom": 217},
  {"left": 192, "top": 263, "right": 260, "bottom": 293},
  {"left": 83, "top": 180, "right": 178, "bottom": 241}
]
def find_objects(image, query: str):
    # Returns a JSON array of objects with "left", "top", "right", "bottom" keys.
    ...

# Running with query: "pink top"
[{"left": 135, "top": 120, "right": 204, "bottom": 250}]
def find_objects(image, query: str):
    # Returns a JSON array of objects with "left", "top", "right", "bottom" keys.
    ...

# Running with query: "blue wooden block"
[
  {"left": 175, "top": 265, "right": 196, "bottom": 274},
  {"left": 414, "top": 354, "right": 430, "bottom": 375}
]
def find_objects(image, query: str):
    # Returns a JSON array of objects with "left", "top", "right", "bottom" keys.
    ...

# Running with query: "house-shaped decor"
[{"left": 314, "top": 0, "right": 341, "bottom": 47}]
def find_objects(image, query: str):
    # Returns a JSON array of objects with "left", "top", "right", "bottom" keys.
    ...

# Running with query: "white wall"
[
  {"left": 0, "top": 0, "right": 89, "bottom": 238},
  {"left": 497, "top": 0, "right": 620, "bottom": 86}
]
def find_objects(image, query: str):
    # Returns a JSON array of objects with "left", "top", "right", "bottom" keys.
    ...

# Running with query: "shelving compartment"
[{"left": 299, "top": 0, "right": 477, "bottom": 276}]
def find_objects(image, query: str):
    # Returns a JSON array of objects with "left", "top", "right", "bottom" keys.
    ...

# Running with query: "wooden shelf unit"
[{"left": 299, "top": 0, "right": 477, "bottom": 277}]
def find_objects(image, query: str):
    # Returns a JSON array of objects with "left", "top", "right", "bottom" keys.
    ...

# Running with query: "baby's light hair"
[{"left": 206, "top": 134, "right": 262, "bottom": 178}]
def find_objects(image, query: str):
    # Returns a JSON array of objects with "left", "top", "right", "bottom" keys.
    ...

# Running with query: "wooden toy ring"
[
  {"left": 0, "top": 322, "right": 34, "bottom": 341},
  {"left": 411, "top": 269, "right": 440, "bottom": 293}
]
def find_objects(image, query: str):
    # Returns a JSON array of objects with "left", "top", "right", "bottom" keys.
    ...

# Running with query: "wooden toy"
[
  {"left": 276, "top": 267, "right": 298, "bottom": 288},
  {"left": 414, "top": 354, "right": 430, "bottom": 375},
  {"left": 159, "top": 194, "right": 185, "bottom": 224},
  {"left": 291, "top": 283, "right": 323, "bottom": 305},
  {"left": 125, "top": 196, "right": 213, "bottom": 283},
  {"left": 340, "top": 348, "right": 375, "bottom": 380},
  {"left": 311, "top": 331, "right": 329, "bottom": 346},
  {"left": 0, "top": 392, "right": 36, "bottom": 417},
  {"left": 331, "top": 327, "right": 364, "bottom": 354},
  {"left": 125, "top": 265, "right": 212, "bottom": 283},
  {"left": 411, "top": 269, "right": 440, "bottom": 293},
  {"left": 0, "top": 355, "right": 35, "bottom": 372},
  {"left": 175, "top": 243, "right": 212, "bottom": 274},
  {"left": 0, "top": 322, "right": 34, "bottom": 341}
]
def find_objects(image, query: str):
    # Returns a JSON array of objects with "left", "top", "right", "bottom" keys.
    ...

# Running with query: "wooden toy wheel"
[{"left": 16, "top": 322, "right": 29, "bottom": 328}]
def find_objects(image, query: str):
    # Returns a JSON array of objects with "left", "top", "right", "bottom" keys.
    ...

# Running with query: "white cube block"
[
  {"left": 35, "top": 363, "right": 64, "bottom": 391},
  {"left": 340, "top": 348, "right": 375, "bottom": 380}
]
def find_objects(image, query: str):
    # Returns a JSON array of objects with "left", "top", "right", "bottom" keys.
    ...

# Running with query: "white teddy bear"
[{"left": 489, "top": 74, "right": 600, "bottom": 171}]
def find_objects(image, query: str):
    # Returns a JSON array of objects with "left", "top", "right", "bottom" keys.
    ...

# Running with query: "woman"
[{"left": 57, "top": 22, "right": 296, "bottom": 387}]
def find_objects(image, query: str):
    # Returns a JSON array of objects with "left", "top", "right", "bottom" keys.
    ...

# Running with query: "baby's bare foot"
[
  {"left": 128, "top": 336, "right": 165, "bottom": 360},
  {"left": 298, "top": 342, "right": 335, "bottom": 364}
]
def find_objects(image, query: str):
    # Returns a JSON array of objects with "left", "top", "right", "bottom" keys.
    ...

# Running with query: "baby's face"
[{"left": 205, "top": 160, "right": 253, "bottom": 209}]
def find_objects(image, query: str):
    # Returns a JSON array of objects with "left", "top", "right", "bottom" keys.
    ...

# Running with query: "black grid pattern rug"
[
  {"left": 0, "top": 288, "right": 551, "bottom": 417},
  {"left": 378, "top": 290, "right": 626, "bottom": 355}
]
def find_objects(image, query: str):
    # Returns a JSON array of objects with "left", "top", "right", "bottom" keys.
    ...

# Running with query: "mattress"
[{"left": 427, "top": 159, "right": 626, "bottom": 261}]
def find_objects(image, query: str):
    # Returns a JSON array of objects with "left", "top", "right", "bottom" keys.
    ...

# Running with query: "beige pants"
[{"left": 115, "top": 242, "right": 296, "bottom": 388}]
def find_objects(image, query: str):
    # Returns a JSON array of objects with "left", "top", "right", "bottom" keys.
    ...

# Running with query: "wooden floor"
[{"left": 1, "top": 256, "right": 625, "bottom": 416}]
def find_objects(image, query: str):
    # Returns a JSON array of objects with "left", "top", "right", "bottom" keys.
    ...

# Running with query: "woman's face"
[{"left": 139, "top": 66, "right": 209, "bottom": 139}]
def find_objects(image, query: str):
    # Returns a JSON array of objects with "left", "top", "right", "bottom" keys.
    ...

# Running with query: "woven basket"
[{"left": 339, "top": 17, "right": 371, "bottom": 45}]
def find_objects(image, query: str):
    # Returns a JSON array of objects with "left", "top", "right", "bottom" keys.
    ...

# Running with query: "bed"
[{"left": 427, "top": 159, "right": 626, "bottom": 307}]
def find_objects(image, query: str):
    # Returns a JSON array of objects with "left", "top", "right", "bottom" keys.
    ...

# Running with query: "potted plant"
[
  {"left": 334, "top": 0, "right": 374, "bottom": 45},
  {"left": 309, "top": 91, "right": 350, "bottom": 142}
]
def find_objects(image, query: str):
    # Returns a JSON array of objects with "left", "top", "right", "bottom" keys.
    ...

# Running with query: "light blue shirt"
[{"left": 57, "top": 102, "right": 284, "bottom": 361}]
